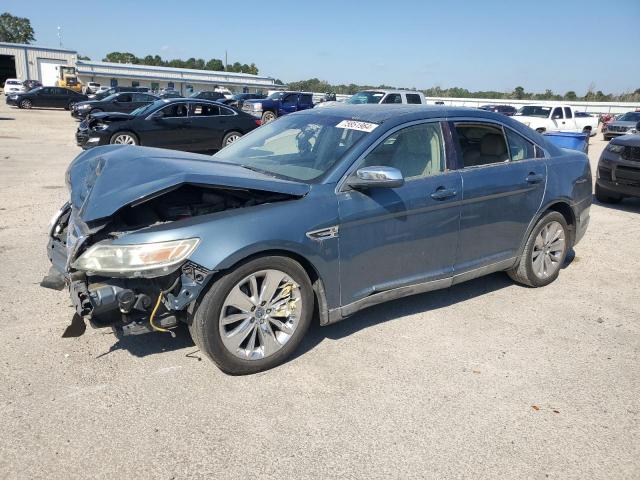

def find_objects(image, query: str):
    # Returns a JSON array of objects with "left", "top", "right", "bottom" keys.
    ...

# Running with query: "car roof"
[{"left": 357, "top": 89, "right": 424, "bottom": 95}]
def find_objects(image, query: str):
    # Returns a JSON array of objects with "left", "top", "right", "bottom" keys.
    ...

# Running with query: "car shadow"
[
  {"left": 592, "top": 194, "right": 640, "bottom": 213},
  {"left": 291, "top": 271, "right": 515, "bottom": 362},
  {"left": 94, "top": 324, "right": 196, "bottom": 359}
]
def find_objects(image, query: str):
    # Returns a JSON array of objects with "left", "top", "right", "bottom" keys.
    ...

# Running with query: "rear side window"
[
  {"left": 564, "top": 107, "right": 573, "bottom": 119},
  {"left": 191, "top": 103, "right": 221, "bottom": 116},
  {"left": 454, "top": 123, "right": 509, "bottom": 168},
  {"left": 381, "top": 93, "right": 402, "bottom": 104},
  {"left": 406, "top": 93, "right": 422, "bottom": 104},
  {"left": 505, "top": 128, "right": 536, "bottom": 161}
]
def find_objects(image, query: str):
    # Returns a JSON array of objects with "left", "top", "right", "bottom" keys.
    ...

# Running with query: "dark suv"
[{"left": 596, "top": 125, "right": 640, "bottom": 203}]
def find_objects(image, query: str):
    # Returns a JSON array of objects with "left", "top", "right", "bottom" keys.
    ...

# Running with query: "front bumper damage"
[{"left": 42, "top": 203, "right": 213, "bottom": 337}]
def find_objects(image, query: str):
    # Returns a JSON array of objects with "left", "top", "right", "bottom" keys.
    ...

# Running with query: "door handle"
[
  {"left": 430, "top": 188, "right": 457, "bottom": 200},
  {"left": 526, "top": 173, "right": 544, "bottom": 184}
]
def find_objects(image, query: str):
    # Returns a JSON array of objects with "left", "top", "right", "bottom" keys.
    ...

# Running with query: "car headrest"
[{"left": 481, "top": 133, "right": 507, "bottom": 156}]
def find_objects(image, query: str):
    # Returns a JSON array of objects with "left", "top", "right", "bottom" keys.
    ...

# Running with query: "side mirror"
[{"left": 347, "top": 166, "right": 404, "bottom": 190}]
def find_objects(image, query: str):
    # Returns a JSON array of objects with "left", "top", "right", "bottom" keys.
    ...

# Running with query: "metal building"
[{"left": 0, "top": 42, "right": 77, "bottom": 86}]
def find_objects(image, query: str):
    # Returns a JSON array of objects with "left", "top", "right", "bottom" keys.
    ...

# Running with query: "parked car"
[
  {"left": 43, "top": 105, "right": 591, "bottom": 374},
  {"left": 242, "top": 91, "right": 314, "bottom": 123},
  {"left": 70, "top": 92, "right": 158, "bottom": 119},
  {"left": 513, "top": 104, "right": 598, "bottom": 135},
  {"left": 85, "top": 82, "right": 101, "bottom": 94},
  {"left": 219, "top": 93, "right": 267, "bottom": 109},
  {"left": 479, "top": 104, "right": 517, "bottom": 116},
  {"left": 317, "top": 89, "right": 426, "bottom": 108},
  {"left": 190, "top": 91, "right": 226, "bottom": 101},
  {"left": 595, "top": 125, "right": 640, "bottom": 203},
  {"left": 75, "top": 98, "right": 260, "bottom": 151},
  {"left": 3, "top": 78, "right": 25, "bottom": 96},
  {"left": 602, "top": 112, "right": 640, "bottom": 140},
  {"left": 6, "top": 86, "right": 87, "bottom": 109},
  {"left": 158, "top": 91, "right": 183, "bottom": 99},
  {"left": 89, "top": 86, "right": 150, "bottom": 101},
  {"left": 23, "top": 79, "right": 42, "bottom": 91}
]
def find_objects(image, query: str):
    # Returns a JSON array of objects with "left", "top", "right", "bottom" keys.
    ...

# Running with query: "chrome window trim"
[{"left": 335, "top": 118, "right": 448, "bottom": 194}]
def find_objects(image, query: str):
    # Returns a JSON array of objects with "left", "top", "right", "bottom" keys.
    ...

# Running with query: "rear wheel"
[
  {"left": 110, "top": 131, "right": 138, "bottom": 145},
  {"left": 19, "top": 99, "right": 32, "bottom": 109},
  {"left": 222, "top": 131, "right": 242, "bottom": 148},
  {"left": 507, "top": 211, "right": 569, "bottom": 287},
  {"left": 261, "top": 111, "right": 276, "bottom": 124},
  {"left": 189, "top": 256, "right": 313, "bottom": 375},
  {"left": 595, "top": 183, "right": 623, "bottom": 204}
]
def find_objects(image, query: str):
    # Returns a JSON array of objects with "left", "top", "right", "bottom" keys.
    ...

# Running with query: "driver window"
[
  {"left": 158, "top": 103, "right": 188, "bottom": 118},
  {"left": 118, "top": 93, "right": 133, "bottom": 103},
  {"left": 552, "top": 107, "right": 563, "bottom": 119},
  {"left": 282, "top": 94, "right": 298, "bottom": 106},
  {"left": 361, "top": 123, "right": 445, "bottom": 180}
]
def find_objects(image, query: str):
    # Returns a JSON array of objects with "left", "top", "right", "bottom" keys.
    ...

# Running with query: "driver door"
[
  {"left": 112, "top": 93, "right": 133, "bottom": 112},
  {"left": 279, "top": 93, "right": 299, "bottom": 116},
  {"left": 550, "top": 107, "right": 567, "bottom": 131},
  {"left": 337, "top": 121, "right": 462, "bottom": 306}
]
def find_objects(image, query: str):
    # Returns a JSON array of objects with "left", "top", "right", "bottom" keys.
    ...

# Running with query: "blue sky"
[{"left": 4, "top": 0, "right": 640, "bottom": 95}]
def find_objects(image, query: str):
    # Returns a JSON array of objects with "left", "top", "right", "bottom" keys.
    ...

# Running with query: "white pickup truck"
[{"left": 513, "top": 104, "right": 598, "bottom": 136}]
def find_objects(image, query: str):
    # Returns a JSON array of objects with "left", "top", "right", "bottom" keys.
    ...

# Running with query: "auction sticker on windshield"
[{"left": 336, "top": 120, "right": 378, "bottom": 133}]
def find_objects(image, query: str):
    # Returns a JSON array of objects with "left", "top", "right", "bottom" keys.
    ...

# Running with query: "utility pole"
[
  {"left": 57, "top": 26, "right": 63, "bottom": 48},
  {"left": 225, "top": 50, "right": 228, "bottom": 71}
]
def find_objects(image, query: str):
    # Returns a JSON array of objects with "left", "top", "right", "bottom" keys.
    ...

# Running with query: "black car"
[
  {"left": 479, "top": 104, "right": 517, "bottom": 116},
  {"left": 595, "top": 125, "right": 640, "bottom": 203},
  {"left": 23, "top": 79, "right": 42, "bottom": 91},
  {"left": 5, "top": 86, "right": 87, "bottom": 110},
  {"left": 158, "top": 91, "right": 183, "bottom": 99},
  {"left": 89, "top": 86, "right": 150, "bottom": 101},
  {"left": 75, "top": 98, "right": 261, "bottom": 152},
  {"left": 190, "top": 91, "right": 227, "bottom": 101},
  {"left": 71, "top": 92, "right": 159, "bottom": 119},
  {"left": 219, "top": 93, "right": 267, "bottom": 109}
]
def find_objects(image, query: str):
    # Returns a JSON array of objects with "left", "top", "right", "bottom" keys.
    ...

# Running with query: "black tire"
[
  {"left": 535, "top": 127, "right": 546, "bottom": 134},
  {"left": 595, "top": 183, "right": 623, "bottom": 204},
  {"left": 507, "top": 211, "right": 569, "bottom": 288},
  {"left": 189, "top": 256, "right": 314, "bottom": 375},
  {"left": 65, "top": 102, "right": 75, "bottom": 111},
  {"left": 109, "top": 131, "right": 139, "bottom": 145},
  {"left": 221, "top": 131, "right": 242, "bottom": 148},
  {"left": 603, "top": 135, "right": 610, "bottom": 141},
  {"left": 261, "top": 111, "right": 276, "bottom": 124},
  {"left": 19, "top": 99, "right": 32, "bottom": 109}
]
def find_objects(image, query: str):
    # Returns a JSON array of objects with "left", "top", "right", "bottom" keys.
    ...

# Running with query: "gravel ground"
[{"left": 0, "top": 102, "right": 638, "bottom": 480}]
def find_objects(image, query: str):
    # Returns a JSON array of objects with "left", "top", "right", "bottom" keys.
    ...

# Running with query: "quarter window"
[
  {"left": 454, "top": 123, "right": 509, "bottom": 167},
  {"left": 406, "top": 93, "right": 422, "bottom": 104},
  {"left": 505, "top": 128, "right": 536, "bottom": 161},
  {"left": 361, "top": 123, "right": 445, "bottom": 180},
  {"left": 381, "top": 93, "right": 402, "bottom": 104}
]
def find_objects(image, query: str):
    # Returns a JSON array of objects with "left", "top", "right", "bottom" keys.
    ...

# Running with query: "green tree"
[
  {"left": 205, "top": 58, "right": 225, "bottom": 71},
  {"left": 564, "top": 91, "right": 577, "bottom": 101},
  {"left": 0, "top": 12, "right": 35, "bottom": 43},
  {"left": 77, "top": 54, "right": 91, "bottom": 61},
  {"left": 513, "top": 86, "right": 526, "bottom": 100}
]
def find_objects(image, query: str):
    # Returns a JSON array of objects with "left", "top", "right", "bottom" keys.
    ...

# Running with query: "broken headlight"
[{"left": 72, "top": 238, "right": 200, "bottom": 278}]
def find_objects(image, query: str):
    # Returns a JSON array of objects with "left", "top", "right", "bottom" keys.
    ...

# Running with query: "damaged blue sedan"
[{"left": 43, "top": 105, "right": 591, "bottom": 374}]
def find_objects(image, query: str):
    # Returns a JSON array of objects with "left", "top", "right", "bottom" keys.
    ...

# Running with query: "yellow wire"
[{"left": 149, "top": 291, "right": 170, "bottom": 333}]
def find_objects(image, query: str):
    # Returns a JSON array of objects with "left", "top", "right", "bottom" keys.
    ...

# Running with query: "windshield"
[
  {"left": 267, "top": 92, "right": 284, "bottom": 100},
  {"left": 618, "top": 112, "right": 640, "bottom": 122},
  {"left": 516, "top": 106, "right": 552, "bottom": 118},
  {"left": 213, "top": 114, "right": 371, "bottom": 182},
  {"left": 131, "top": 100, "right": 165, "bottom": 116},
  {"left": 347, "top": 91, "right": 385, "bottom": 104}
]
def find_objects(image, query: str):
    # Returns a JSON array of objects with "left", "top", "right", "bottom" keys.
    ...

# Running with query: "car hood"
[
  {"left": 88, "top": 111, "right": 135, "bottom": 122},
  {"left": 610, "top": 134, "right": 640, "bottom": 146},
  {"left": 66, "top": 145, "right": 310, "bottom": 223}
]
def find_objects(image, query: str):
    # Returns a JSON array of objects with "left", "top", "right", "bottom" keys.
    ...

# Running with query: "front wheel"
[
  {"left": 261, "top": 111, "right": 276, "bottom": 124},
  {"left": 19, "top": 99, "right": 32, "bottom": 109},
  {"left": 110, "top": 131, "right": 138, "bottom": 145},
  {"left": 221, "top": 131, "right": 242, "bottom": 148},
  {"left": 189, "top": 256, "right": 313, "bottom": 375},
  {"left": 507, "top": 211, "right": 569, "bottom": 287}
]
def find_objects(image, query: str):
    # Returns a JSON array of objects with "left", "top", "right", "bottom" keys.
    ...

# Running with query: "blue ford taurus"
[{"left": 44, "top": 105, "right": 591, "bottom": 374}]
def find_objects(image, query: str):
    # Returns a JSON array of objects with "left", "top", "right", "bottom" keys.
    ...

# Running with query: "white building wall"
[{"left": 0, "top": 43, "right": 76, "bottom": 81}]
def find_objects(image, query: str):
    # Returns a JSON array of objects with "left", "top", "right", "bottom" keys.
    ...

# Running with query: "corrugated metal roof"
[{"left": 0, "top": 41, "right": 77, "bottom": 54}]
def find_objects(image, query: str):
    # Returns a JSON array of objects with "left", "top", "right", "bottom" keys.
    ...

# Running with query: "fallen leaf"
[
  {"left": 553, "top": 410, "right": 560, "bottom": 414},
  {"left": 472, "top": 369, "right": 481, "bottom": 374},
  {"left": 532, "top": 405, "right": 540, "bottom": 411}
]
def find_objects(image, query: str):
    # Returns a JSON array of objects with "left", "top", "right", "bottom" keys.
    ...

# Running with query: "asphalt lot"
[{"left": 0, "top": 102, "right": 638, "bottom": 480}]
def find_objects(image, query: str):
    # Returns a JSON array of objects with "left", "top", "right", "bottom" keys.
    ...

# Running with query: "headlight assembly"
[
  {"left": 252, "top": 103, "right": 262, "bottom": 111},
  {"left": 77, "top": 104, "right": 91, "bottom": 109},
  {"left": 72, "top": 238, "right": 200, "bottom": 278},
  {"left": 606, "top": 143, "right": 625, "bottom": 154}
]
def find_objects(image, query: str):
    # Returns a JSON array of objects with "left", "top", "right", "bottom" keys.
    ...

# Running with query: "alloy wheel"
[
  {"left": 225, "top": 134, "right": 241, "bottom": 146},
  {"left": 219, "top": 269, "right": 302, "bottom": 360},
  {"left": 112, "top": 134, "right": 136, "bottom": 145},
  {"left": 20, "top": 99, "right": 32, "bottom": 109},
  {"left": 531, "top": 220, "right": 566, "bottom": 279}
]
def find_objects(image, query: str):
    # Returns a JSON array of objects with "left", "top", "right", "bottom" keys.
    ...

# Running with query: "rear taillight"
[{"left": 255, "top": 119, "right": 262, "bottom": 126}]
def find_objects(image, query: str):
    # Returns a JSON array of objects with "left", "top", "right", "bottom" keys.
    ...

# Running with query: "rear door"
[
  {"left": 188, "top": 102, "right": 227, "bottom": 150},
  {"left": 452, "top": 121, "right": 546, "bottom": 274}
]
